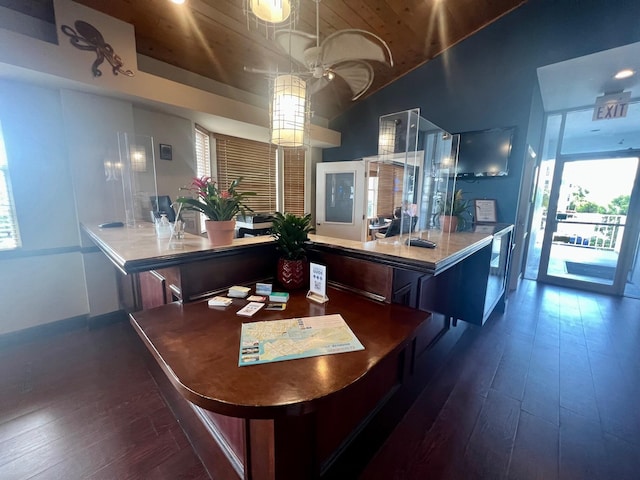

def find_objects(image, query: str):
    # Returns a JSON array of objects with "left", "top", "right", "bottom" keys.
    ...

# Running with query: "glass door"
[
  {"left": 538, "top": 155, "right": 640, "bottom": 294},
  {"left": 315, "top": 161, "right": 366, "bottom": 241}
]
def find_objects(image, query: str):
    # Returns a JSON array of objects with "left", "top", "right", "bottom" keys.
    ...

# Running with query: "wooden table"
[{"left": 130, "top": 287, "right": 434, "bottom": 480}]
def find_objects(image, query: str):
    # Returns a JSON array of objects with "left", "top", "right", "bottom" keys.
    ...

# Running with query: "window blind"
[
  {"left": 376, "top": 163, "right": 405, "bottom": 218},
  {"left": 282, "top": 148, "right": 305, "bottom": 215},
  {"left": 214, "top": 133, "right": 276, "bottom": 213}
]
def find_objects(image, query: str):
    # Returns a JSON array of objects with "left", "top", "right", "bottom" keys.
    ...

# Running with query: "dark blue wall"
[{"left": 324, "top": 0, "right": 640, "bottom": 223}]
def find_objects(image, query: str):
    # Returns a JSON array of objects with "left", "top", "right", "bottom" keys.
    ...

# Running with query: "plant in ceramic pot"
[
  {"left": 176, "top": 176, "right": 255, "bottom": 246},
  {"left": 270, "top": 212, "right": 314, "bottom": 290},
  {"left": 438, "top": 189, "right": 471, "bottom": 233}
]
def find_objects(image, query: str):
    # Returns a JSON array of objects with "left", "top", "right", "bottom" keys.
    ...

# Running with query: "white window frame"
[
  {"left": 190, "top": 125, "right": 213, "bottom": 233},
  {"left": 0, "top": 120, "right": 20, "bottom": 250}
]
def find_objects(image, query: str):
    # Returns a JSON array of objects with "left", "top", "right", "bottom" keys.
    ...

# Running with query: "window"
[
  {"left": 191, "top": 125, "right": 212, "bottom": 232},
  {"left": 0, "top": 121, "right": 20, "bottom": 250},
  {"left": 215, "top": 133, "right": 277, "bottom": 213},
  {"left": 194, "top": 128, "right": 307, "bottom": 218},
  {"left": 282, "top": 148, "right": 306, "bottom": 215},
  {"left": 195, "top": 125, "right": 211, "bottom": 179},
  {"left": 367, "top": 176, "right": 379, "bottom": 218}
]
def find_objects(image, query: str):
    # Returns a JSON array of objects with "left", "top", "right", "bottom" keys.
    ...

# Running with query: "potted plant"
[
  {"left": 438, "top": 189, "right": 471, "bottom": 233},
  {"left": 270, "top": 212, "right": 315, "bottom": 289},
  {"left": 176, "top": 176, "right": 255, "bottom": 246}
]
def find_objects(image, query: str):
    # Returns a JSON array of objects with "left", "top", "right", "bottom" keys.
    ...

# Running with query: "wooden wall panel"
[{"left": 309, "top": 250, "right": 393, "bottom": 301}]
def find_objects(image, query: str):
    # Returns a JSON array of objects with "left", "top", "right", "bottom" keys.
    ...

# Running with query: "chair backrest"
[
  {"left": 384, "top": 218, "right": 401, "bottom": 237},
  {"left": 384, "top": 216, "right": 417, "bottom": 237}
]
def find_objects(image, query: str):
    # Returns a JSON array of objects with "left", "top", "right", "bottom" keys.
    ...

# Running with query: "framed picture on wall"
[
  {"left": 159, "top": 144, "right": 172, "bottom": 161},
  {"left": 474, "top": 199, "right": 497, "bottom": 223}
]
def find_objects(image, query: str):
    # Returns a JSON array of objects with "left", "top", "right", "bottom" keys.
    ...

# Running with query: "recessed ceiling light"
[
  {"left": 614, "top": 69, "right": 635, "bottom": 79},
  {"left": 170, "top": 0, "right": 186, "bottom": 4}
]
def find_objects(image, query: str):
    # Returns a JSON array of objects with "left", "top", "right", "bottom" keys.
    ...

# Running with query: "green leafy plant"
[
  {"left": 176, "top": 176, "right": 255, "bottom": 221},
  {"left": 270, "top": 212, "right": 314, "bottom": 260},
  {"left": 438, "top": 189, "right": 471, "bottom": 219}
]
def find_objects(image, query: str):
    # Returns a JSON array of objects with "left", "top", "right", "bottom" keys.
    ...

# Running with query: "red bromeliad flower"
[{"left": 176, "top": 176, "right": 255, "bottom": 221}]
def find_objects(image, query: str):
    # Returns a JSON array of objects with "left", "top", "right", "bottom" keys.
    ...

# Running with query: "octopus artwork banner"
[
  {"left": 61, "top": 21, "right": 134, "bottom": 78},
  {"left": 53, "top": 0, "right": 138, "bottom": 80}
]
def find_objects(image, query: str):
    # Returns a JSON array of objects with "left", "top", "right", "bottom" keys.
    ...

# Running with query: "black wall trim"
[
  {"left": 0, "top": 310, "right": 127, "bottom": 349},
  {"left": 0, "top": 245, "right": 101, "bottom": 261},
  {"left": 0, "top": 245, "right": 80, "bottom": 261},
  {"left": 88, "top": 310, "right": 127, "bottom": 330}
]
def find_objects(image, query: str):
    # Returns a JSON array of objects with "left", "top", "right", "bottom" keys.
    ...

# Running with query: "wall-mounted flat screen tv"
[{"left": 454, "top": 127, "right": 515, "bottom": 178}]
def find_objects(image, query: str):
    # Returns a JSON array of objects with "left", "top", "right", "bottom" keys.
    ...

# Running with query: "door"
[
  {"left": 316, "top": 161, "right": 366, "bottom": 241},
  {"left": 537, "top": 155, "right": 640, "bottom": 294},
  {"left": 508, "top": 144, "right": 538, "bottom": 291}
]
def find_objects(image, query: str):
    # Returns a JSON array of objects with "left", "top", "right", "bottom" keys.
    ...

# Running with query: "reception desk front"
[{"left": 131, "top": 287, "right": 432, "bottom": 479}]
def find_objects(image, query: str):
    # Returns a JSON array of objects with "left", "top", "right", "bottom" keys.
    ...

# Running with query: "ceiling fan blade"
[
  {"left": 308, "top": 77, "right": 331, "bottom": 96},
  {"left": 332, "top": 61, "right": 374, "bottom": 100},
  {"left": 274, "top": 30, "right": 317, "bottom": 67},
  {"left": 319, "top": 30, "right": 394, "bottom": 67}
]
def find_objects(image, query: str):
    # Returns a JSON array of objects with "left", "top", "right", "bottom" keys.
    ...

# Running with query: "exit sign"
[{"left": 593, "top": 91, "right": 631, "bottom": 120}]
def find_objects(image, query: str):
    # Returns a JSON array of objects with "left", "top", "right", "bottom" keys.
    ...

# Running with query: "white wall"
[
  {"left": 133, "top": 107, "right": 196, "bottom": 202},
  {"left": 0, "top": 80, "right": 89, "bottom": 334},
  {"left": 0, "top": 80, "right": 148, "bottom": 333},
  {"left": 60, "top": 89, "right": 136, "bottom": 318},
  {"left": 0, "top": 253, "right": 87, "bottom": 334},
  {"left": 60, "top": 89, "right": 135, "bottom": 228},
  {"left": 1, "top": 81, "right": 77, "bottom": 249}
]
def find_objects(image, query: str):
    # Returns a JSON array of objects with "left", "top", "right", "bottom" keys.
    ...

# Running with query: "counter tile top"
[
  {"left": 309, "top": 225, "right": 509, "bottom": 273},
  {"left": 83, "top": 222, "right": 512, "bottom": 276},
  {"left": 82, "top": 222, "right": 274, "bottom": 272}
]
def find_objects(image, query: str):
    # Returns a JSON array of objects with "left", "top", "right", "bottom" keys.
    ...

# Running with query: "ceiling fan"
[{"left": 273, "top": 0, "right": 394, "bottom": 100}]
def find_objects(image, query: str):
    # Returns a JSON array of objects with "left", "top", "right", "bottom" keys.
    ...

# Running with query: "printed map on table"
[{"left": 238, "top": 314, "right": 364, "bottom": 366}]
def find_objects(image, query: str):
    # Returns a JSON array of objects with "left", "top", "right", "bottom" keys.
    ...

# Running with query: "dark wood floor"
[
  {"left": 1, "top": 279, "right": 639, "bottom": 479},
  {"left": 0, "top": 320, "right": 209, "bottom": 480},
  {"left": 361, "top": 279, "right": 640, "bottom": 480}
]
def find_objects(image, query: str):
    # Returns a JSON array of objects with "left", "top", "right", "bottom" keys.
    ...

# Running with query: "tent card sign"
[{"left": 306, "top": 262, "right": 329, "bottom": 304}]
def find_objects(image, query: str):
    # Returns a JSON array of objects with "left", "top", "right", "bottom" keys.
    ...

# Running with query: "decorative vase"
[
  {"left": 277, "top": 257, "right": 308, "bottom": 290},
  {"left": 440, "top": 215, "right": 458, "bottom": 233},
  {"left": 205, "top": 219, "right": 236, "bottom": 246}
]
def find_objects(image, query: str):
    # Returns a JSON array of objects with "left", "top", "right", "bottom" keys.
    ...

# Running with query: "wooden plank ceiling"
[{"left": 26, "top": 0, "right": 527, "bottom": 119}]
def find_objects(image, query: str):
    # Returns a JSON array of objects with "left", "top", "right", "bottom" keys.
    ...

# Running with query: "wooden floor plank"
[{"left": 508, "top": 411, "right": 559, "bottom": 480}]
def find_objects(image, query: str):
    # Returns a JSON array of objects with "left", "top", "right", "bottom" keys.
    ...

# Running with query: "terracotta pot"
[
  {"left": 439, "top": 215, "right": 458, "bottom": 233},
  {"left": 277, "top": 257, "right": 308, "bottom": 290},
  {"left": 204, "top": 219, "right": 236, "bottom": 246}
]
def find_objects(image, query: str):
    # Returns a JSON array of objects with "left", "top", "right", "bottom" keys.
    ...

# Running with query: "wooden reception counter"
[
  {"left": 130, "top": 287, "right": 432, "bottom": 479},
  {"left": 85, "top": 222, "right": 513, "bottom": 478},
  {"left": 82, "top": 222, "right": 513, "bottom": 325}
]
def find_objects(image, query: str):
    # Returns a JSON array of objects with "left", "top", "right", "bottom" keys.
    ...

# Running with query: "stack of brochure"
[
  {"left": 269, "top": 292, "right": 289, "bottom": 303},
  {"left": 255, "top": 283, "right": 273, "bottom": 295},
  {"left": 228, "top": 286, "right": 250, "bottom": 298},
  {"left": 208, "top": 296, "right": 233, "bottom": 307}
]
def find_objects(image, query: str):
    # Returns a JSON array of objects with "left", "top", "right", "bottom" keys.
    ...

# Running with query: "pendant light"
[
  {"left": 250, "top": 0, "right": 291, "bottom": 23},
  {"left": 270, "top": 74, "right": 309, "bottom": 147},
  {"left": 244, "top": 0, "right": 298, "bottom": 39}
]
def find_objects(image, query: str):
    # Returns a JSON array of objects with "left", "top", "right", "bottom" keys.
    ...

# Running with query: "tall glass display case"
[{"left": 367, "top": 108, "right": 458, "bottom": 242}]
